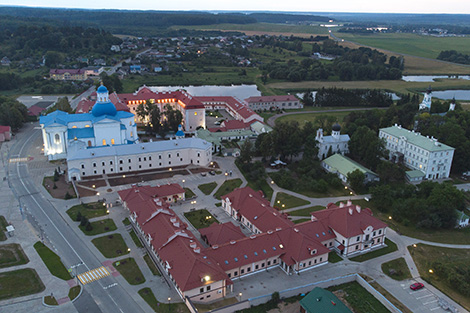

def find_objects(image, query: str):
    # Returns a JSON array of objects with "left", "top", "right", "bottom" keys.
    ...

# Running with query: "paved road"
[
  {"left": 70, "top": 86, "right": 96, "bottom": 110},
  {"left": 7, "top": 124, "right": 145, "bottom": 313},
  {"left": 266, "top": 107, "right": 387, "bottom": 127}
]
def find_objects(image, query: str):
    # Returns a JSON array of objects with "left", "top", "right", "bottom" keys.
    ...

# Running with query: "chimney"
[
  {"left": 349, "top": 208, "right": 353, "bottom": 215},
  {"left": 339, "top": 202, "right": 344, "bottom": 208},
  {"left": 212, "top": 245, "right": 218, "bottom": 249},
  {"left": 250, "top": 235, "right": 256, "bottom": 239},
  {"left": 230, "top": 240, "right": 236, "bottom": 245},
  {"left": 356, "top": 205, "right": 361, "bottom": 213},
  {"left": 294, "top": 228, "right": 299, "bottom": 232},
  {"left": 190, "top": 241, "right": 197, "bottom": 249},
  {"left": 193, "top": 247, "right": 200, "bottom": 253},
  {"left": 346, "top": 200, "right": 352, "bottom": 206}
]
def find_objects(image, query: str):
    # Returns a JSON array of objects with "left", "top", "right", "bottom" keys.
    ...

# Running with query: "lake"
[
  {"left": 431, "top": 90, "right": 470, "bottom": 100},
  {"left": 402, "top": 75, "right": 470, "bottom": 82},
  {"left": 148, "top": 85, "right": 261, "bottom": 100}
]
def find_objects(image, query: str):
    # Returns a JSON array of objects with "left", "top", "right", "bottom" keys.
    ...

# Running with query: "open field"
[
  {"left": 0, "top": 269, "right": 45, "bottom": 300},
  {"left": 0, "top": 244, "right": 29, "bottom": 268},
  {"left": 267, "top": 78, "right": 470, "bottom": 95},
  {"left": 171, "top": 23, "right": 329, "bottom": 36},
  {"left": 198, "top": 182, "right": 218, "bottom": 195},
  {"left": 276, "top": 110, "right": 354, "bottom": 128},
  {"left": 214, "top": 178, "right": 243, "bottom": 199},
  {"left": 274, "top": 192, "right": 310, "bottom": 209},
  {"left": 139, "top": 288, "right": 189, "bottom": 313},
  {"left": 66, "top": 202, "right": 107, "bottom": 221},
  {"left": 338, "top": 39, "right": 470, "bottom": 75},
  {"left": 92, "top": 234, "right": 130, "bottom": 258},
  {"left": 408, "top": 244, "right": 470, "bottom": 311},
  {"left": 336, "top": 32, "right": 470, "bottom": 59},
  {"left": 79, "top": 218, "right": 117, "bottom": 236}
]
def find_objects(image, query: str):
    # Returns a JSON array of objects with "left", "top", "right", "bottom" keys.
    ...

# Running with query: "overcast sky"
[{"left": 1, "top": 0, "right": 470, "bottom": 14}]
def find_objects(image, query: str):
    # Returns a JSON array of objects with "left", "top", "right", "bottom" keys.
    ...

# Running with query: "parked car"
[
  {"left": 209, "top": 170, "right": 216, "bottom": 176},
  {"left": 200, "top": 172, "right": 207, "bottom": 177},
  {"left": 410, "top": 282, "right": 424, "bottom": 290}
]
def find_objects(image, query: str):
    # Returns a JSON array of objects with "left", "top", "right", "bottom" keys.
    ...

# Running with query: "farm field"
[{"left": 335, "top": 32, "right": 470, "bottom": 59}]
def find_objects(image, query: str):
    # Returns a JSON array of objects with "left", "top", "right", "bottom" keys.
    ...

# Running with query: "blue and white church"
[{"left": 40, "top": 85, "right": 138, "bottom": 160}]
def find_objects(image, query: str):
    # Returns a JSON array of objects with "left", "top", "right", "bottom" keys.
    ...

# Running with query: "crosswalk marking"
[
  {"left": 77, "top": 266, "right": 110, "bottom": 285},
  {"left": 9, "top": 157, "right": 29, "bottom": 163}
]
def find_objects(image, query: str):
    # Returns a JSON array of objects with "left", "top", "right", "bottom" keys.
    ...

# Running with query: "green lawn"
[
  {"left": 328, "top": 281, "right": 389, "bottom": 313},
  {"left": 66, "top": 202, "right": 107, "bottom": 221},
  {"left": 198, "top": 182, "right": 218, "bottom": 195},
  {"left": 328, "top": 251, "right": 343, "bottom": 263},
  {"left": 276, "top": 110, "right": 361, "bottom": 129},
  {"left": 68, "top": 285, "right": 81, "bottom": 301},
  {"left": 287, "top": 205, "right": 324, "bottom": 216},
  {"left": 0, "top": 268, "right": 45, "bottom": 300},
  {"left": 274, "top": 192, "right": 310, "bottom": 209},
  {"left": 214, "top": 178, "right": 243, "bottom": 199},
  {"left": 33, "top": 242, "right": 72, "bottom": 280},
  {"left": 129, "top": 229, "right": 144, "bottom": 248},
  {"left": 408, "top": 244, "right": 470, "bottom": 311},
  {"left": 381, "top": 258, "right": 412, "bottom": 281},
  {"left": 79, "top": 218, "right": 116, "bottom": 236},
  {"left": 235, "top": 162, "right": 273, "bottom": 199},
  {"left": 0, "top": 244, "right": 29, "bottom": 268},
  {"left": 184, "top": 209, "right": 219, "bottom": 229},
  {"left": 184, "top": 188, "right": 196, "bottom": 199},
  {"left": 113, "top": 258, "right": 145, "bottom": 285},
  {"left": 122, "top": 217, "right": 131, "bottom": 226},
  {"left": 349, "top": 239, "right": 398, "bottom": 262},
  {"left": 138, "top": 287, "right": 189, "bottom": 313},
  {"left": 92, "top": 234, "right": 130, "bottom": 258},
  {"left": 44, "top": 295, "right": 58, "bottom": 305},
  {"left": 143, "top": 254, "right": 161, "bottom": 276},
  {"left": 0, "top": 215, "right": 8, "bottom": 241}
]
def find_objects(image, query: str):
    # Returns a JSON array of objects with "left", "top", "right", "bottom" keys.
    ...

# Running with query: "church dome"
[
  {"left": 91, "top": 101, "right": 117, "bottom": 117},
  {"left": 97, "top": 85, "right": 108, "bottom": 93},
  {"left": 332, "top": 123, "right": 341, "bottom": 132},
  {"left": 92, "top": 85, "right": 117, "bottom": 117}
]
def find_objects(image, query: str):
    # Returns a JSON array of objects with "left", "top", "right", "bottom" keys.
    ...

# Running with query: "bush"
[
  {"left": 80, "top": 216, "right": 88, "bottom": 227},
  {"left": 85, "top": 222, "right": 93, "bottom": 231},
  {"left": 64, "top": 192, "right": 72, "bottom": 200}
]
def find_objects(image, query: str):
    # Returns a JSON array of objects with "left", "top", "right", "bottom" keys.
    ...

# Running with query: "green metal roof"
[
  {"left": 300, "top": 287, "right": 352, "bottom": 313},
  {"left": 456, "top": 209, "right": 470, "bottom": 221},
  {"left": 323, "top": 154, "right": 377, "bottom": 177},
  {"left": 380, "top": 126, "right": 454, "bottom": 152},
  {"left": 406, "top": 170, "right": 425, "bottom": 179}
]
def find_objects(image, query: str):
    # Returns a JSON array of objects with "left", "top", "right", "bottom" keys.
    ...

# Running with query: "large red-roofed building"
[{"left": 244, "top": 95, "right": 302, "bottom": 111}]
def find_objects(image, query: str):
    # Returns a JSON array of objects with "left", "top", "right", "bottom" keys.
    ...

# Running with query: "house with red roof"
[
  {"left": 311, "top": 201, "right": 388, "bottom": 256},
  {"left": 245, "top": 95, "right": 302, "bottom": 111},
  {"left": 0, "top": 126, "right": 11, "bottom": 142},
  {"left": 27, "top": 105, "right": 46, "bottom": 117},
  {"left": 199, "top": 222, "right": 246, "bottom": 247},
  {"left": 118, "top": 184, "right": 388, "bottom": 306},
  {"left": 196, "top": 96, "right": 263, "bottom": 125},
  {"left": 49, "top": 69, "right": 87, "bottom": 81},
  {"left": 118, "top": 183, "right": 185, "bottom": 204}
]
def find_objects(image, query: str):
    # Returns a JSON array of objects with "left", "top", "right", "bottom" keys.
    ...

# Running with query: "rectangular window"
[
  {"left": 273, "top": 259, "right": 277, "bottom": 264},
  {"left": 138, "top": 157, "right": 141, "bottom": 162},
  {"left": 247, "top": 267, "right": 251, "bottom": 272},
  {"left": 200, "top": 288, "right": 203, "bottom": 293},
  {"left": 119, "top": 160, "right": 123, "bottom": 164},
  {"left": 207, "top": 286, "right": 211, "bottom": 291},
  {"left": 128, "top": 159, "right": 131, "bottom": 163},
  {"left": 102, "top": 161, "right": 105, "bottom": 166},
  {"left": 255, "top": 265, "right": 259, "bottom": 270},
  {"left": 234, "top": 271, "right": 238, "bottom": 276},
  {"left": 120, "top": 167, "right": 123, "bottom": 171},
  {"left": 241, "top": 269, "right": 245, "bottom": 274},
  {"left": 81, "top": 164, "right": 85, "bottom": 169},
  {"left": 149, "top": 156, "right": 152, "bottom": 160},
  {"left": 93, "top": 163, "right": 96, "bottom": 167},
  {"left": 143, "top": 157, "right": 146, "bottom": 161},
  {"left": 110, "top": 161, "right": 113, "bottom": 165}
]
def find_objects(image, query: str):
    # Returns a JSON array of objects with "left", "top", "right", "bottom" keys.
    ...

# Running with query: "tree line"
[
  {"left": 0, "top": 96, "right": 29, "bottom": 131},
  {"left": 261, "top": 39, "right": 403, "bottom": 82},
  {"left": 437, "top": 50, "right": 470, "bottom": 65},
  {"left": 311, "top": 88, "right": 394, "bottom": 107}
]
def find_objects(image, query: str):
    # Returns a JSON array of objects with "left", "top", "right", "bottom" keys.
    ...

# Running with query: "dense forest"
[
  {"left": 313, "top": 88, "right": 394, "bottom": 107},
  {"left": 437, "top": 50, "right": 470, "bottom": 65},
  {"left": 0, "top": 21, "right": 122, "bottom": 61},
  {"left": 261, "top": 39, "right": 403, "bottom": 82}
]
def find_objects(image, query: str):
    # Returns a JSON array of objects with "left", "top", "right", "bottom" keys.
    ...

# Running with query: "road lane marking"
[
  {"left": 423, "top": 300, "right": 438, "bottom": 305},
  {"left": 417, "top": 294, "right": 433, "bottom": 299},
  {"left": 77, "top": 266, "right": 110, "bottom": 285}
]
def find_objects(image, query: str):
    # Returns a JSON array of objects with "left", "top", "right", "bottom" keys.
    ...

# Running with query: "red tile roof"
[
  {"left": 195, "top": 96, "right": 263, "bottom": 122},
  {"left": 0, "top": 125, "right": 11, "bottom": 133},
  {"left": 245, "top": 95, "right": 298, "bottom": 103},
  {"left": 199, "top": 222, "right": 246, "bottom": 246},
  {"left": 311, "top": 202, "right": 387, "bottom": 238},
  {"left": 223, "top": 187, "right": 294, "bottom": 232},
  {"left": 117, "top": 87, "right": 204, "bottom": 109},
  {"left": 76, "top": 92, "right": 130, "bottom": 114},
  {"left": 118, "top": 184, "right": 184, "bottom": 203},
  {"left": 49, "top": 69, "right": 85, "bottom": 75},
  {"left": 28, "top": 105, "right": 46, "bottom": 116}
]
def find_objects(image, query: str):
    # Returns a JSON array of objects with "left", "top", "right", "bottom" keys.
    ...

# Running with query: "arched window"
[
  {"left": 54, "top": 134, "right": 60, "bottom": 144},
  {"left": 111, "top": 139, "right": 115, "bottom": 145},
  {"left": 88, "top": 140, "right": 92, "bottom": 147},
  {"left": 102, "top": 139, "right": 106, "bottom": 146},
  {"left": 130, "top": 131, "right": 133, "bottom": 138}
]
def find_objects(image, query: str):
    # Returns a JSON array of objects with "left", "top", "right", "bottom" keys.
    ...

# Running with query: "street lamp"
[
  {"left": 271, "top": 180, "right": 274, "bottom": 184},
  {"left": 238, "top": 292, "right": 242, "bottom": 301},
  {"left": 182, "top": 179, "right": 185, "bottom": 188},
  {"left": 96, "top": 192, "right": 100, "bottom": 196},
  {"left": 168, "top": 297, "right": 171, "bottom": 311}
]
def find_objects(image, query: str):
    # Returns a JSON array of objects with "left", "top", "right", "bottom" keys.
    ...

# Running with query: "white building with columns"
[{"left": 40, "top": 85, "right": 137, "bottom": 160}]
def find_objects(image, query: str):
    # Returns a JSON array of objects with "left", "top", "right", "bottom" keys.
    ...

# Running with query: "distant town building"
[
  {"left": 379, "top": 125, "right": 455, "bottom": 180},
  {"left": 110, "top": 45, "right": 121, "bottom": 52},
  {"left": 321, "top": 154, "right": 379, "bottom": 184},
  {"left": 1, "top": 56, "right": 11, "bottom": 66},
  {"left": 244, "top": 95, "right": 302, "bottom": 111},
  {"left": 316, "top": 124, "right": 350, "bottom": 160},
  {"left": 455, "top": 209, "right": 469, "bottom": 228},
  {"left": 49, "top": 69, "right": 87, "bottom": 81},
  {"left": 449, "top": 97, "right": 456, "bottom": 112}
]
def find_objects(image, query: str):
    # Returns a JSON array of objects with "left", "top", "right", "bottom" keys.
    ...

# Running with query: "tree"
[
  {"left": 301, "top": 90, "right": 314, "bottom": 107},
  {"left": 348, "top": 126, "right": 386, "bottom": 170},
  {"left": 271, "top": 121, "right": 302, "bottom": 160},
  {"left": 44, "top": 51, "right": 64, "bottom": 67},
  {"left": 347, "top": 169, "right": 365, "bottom": 193},
  {"left": 255, "top": 133, "right": 273, "bottom": 159},
  {"left": 238, "top": 140, "right": 253, "bottom": 164},
  {"left": 163, "top": 104, "right": 183, "bottom": 132},
  {"left": 0, "top": 96, "right": 28, "bottom": 131},
  {"left": 76, "top": 211, "right": 83, "bottom": 222},
  {"left": 46, "top": 97, "right": 73, "bottom": 114}
]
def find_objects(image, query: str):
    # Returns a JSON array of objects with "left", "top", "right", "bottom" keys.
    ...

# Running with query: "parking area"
[
  {"left": 401, "top": 282, "right": 448, "bottom": 313},
  {"left": 205, "top": 109, "right": 234, "bottom": 128}
]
